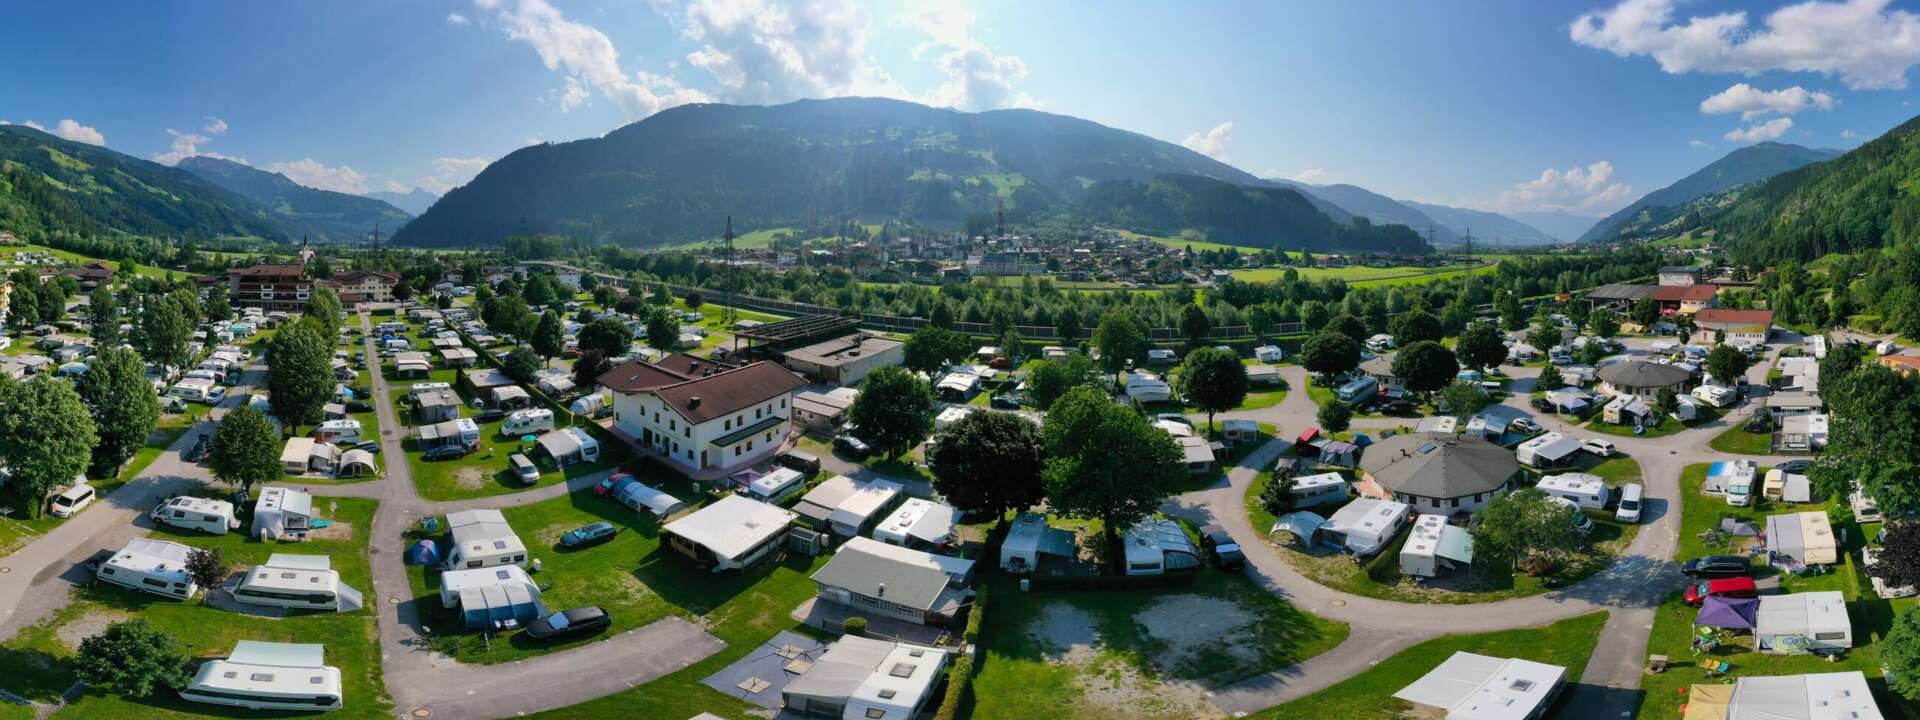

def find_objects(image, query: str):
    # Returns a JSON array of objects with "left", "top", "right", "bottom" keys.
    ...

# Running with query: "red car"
[
  {"left": 1684, "top": 576, "right": 1758, "bottom": 606},
  {"left": 594, "top": 472, "right": 634, "bottom": 496}
]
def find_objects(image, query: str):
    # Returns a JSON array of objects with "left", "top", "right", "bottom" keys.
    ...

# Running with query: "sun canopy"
[
  {"left": 1683, "top": 684, "right": 1734, "bottom": 720},
  {"left": 1272, "top": 511, "right": 1329, "bottom": 542},
  {"left": 1696, "top": 595, "right": 1759, "bottom": 630}
]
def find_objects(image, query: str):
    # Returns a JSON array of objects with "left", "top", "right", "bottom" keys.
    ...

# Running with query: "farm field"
[{"left": 1231, "top": 262, "right": 1498, "bottom": 286}]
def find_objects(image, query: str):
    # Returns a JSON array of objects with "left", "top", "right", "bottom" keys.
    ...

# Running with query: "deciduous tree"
[
  {"left": 1180, "top": 304, "right": 1212, "bottom": 346},
  {"left": 1453, "top": 321, "right": 1507, "bottom": 372},
  {"left": 504, "top": 346, "right": 543, "bottom": 383},
  {"left": 645, "top": 307, "right": 681, "bottom": 352},
  {"left": 75, "top": 347, "right": 160, "bottom": 479},
  {"left": 267, "top": 319, "right": 333, "bottom": 426},
  {"left": 1092, "top": 312, "right": 1145, "bottom": 381},
  {"left": 578, "top": 317, "right": 633, "bottom": 356},
  {"left": 532, "top": 309, "right": 565, "bottom": 365},
  {"left": 185, "top": 547, "right": 226, "bottom": 595},
  {"left": 87, "top": 287, "right": 120, "bottom": 348},
  {"left": 1025, "top": 354, "right": 1099, "bottom": 410},
  {"left": 1177, "top": 347, "right": 1248, "bottom": 432},
  {"left": 74, "top": 620, "right": 190, "bottom": 697},
  {"left": 1316, "top": 399, "right": 1353, "bottom": 432},
  {"left": 848, "top": 367, "right": 935, "bottom": 460},
  {"left": 139, "top": 295, "right": 193, "bottom": 370},
  {"left": 1388, "top": 307, "right": 1442, "bottom": 345},
  {"left": 1041, "top": 387, "right": 1183, "bottom": 563},
  {"left": 903, "top": 326, "right": 972, "bottom": 377},
  {"left": 1300, "top": 330, "right": 1361, "bottom": 379},
  {"left": 1706, "top": 344, "right": 1752, "bottom": 385},
  {"left": 1392, "top": 341, "right": 1458, "bottom": 398},
  {"left": 208, "top": 406, "right": 281, "bottom": 490},
  {"left": 927, "top": 411, "right": 1046, "bottom": 518},
  {"left": 1469, "top": 488, "right": 1585, "bottom": 569},
  {"left": 0, "top": 377, "right": 97, "bottom": 517}
]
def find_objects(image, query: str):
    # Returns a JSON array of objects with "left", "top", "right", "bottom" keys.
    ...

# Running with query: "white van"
[
  {"left": 313, "top": 419, "right": 364, "bottom": 445},
  {"left": 1581, "top": 439, "right": 1616, "bottom": 457},
  {"left": 501, "top": 408, "right": 556, "bottom": 437},
  {"left": 509, "top": 453, "right": 540, "bottom": 485},
  {"left": 50, "top": 482, "right": 95, "bottom": 518},
  {"left": 1727, "top": 472, "right": 1755, "bottom": 507},
  {"left": 1614, "top": 483, "right": 1644, "bottom": 524}
]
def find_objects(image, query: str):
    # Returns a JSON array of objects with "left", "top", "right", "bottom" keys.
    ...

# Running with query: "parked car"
[
  {"left": 351, "top": 440, "right": 382, "bottom": 455},
  {"left": 423, "top": 444, "right": 473, "bottom": 461},
  {"left": 775, "top": 450, "right": 821, "bottom": 476},
  {"left": 990, "top": 394, "right": 1023, "bottom": 410},
  {"left": 1684, "top": 576, "right": 1759, "bottom": 606},
  {"left": 834, "top": 434, "right": 872, "bottom": 459},
  {"left": 474, "top": 408, "right": 508, "bottom": 423},
  {"left": 525, "top": 606, "right": 612, "bottom": 640},
  {"left": 559, "top": 522, "right": 618, "bottom": 549},
  {"left": 1530, "top": 397, "right": 1555, "bottom": 414},
  {"left": 1198, "top": 523, "right": 1244, "bottom": 571},
  {"left": 510, "top": 453, "right": 541, "bottom": 484},
  {"left": 345, "top": 400, "right": 374, "bottom": 413},
  {"left": 1509, "top": 417, "right": 1541, "bottom": 435},
  {"left": 595, "top": 472, "right": 633, "bottom": 496},
  {"left": 1774, "top": 459, "right": 1813, "bottom": 474},
  {"left": 1681, "top": 555, "right": 1752, "bottom": 579},
  {"left": 1581, "top": 439, "right": 1616, "bottom": 457},
  {"left": 183, "top": 435, "right": 213, "bottom": 463}
]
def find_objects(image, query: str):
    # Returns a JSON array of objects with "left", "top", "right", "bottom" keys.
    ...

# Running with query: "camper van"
[
  {"left": 169, "top": 377, "right": 225, "bottom": 404},
  {"left": 1692, "top": 384, "right": 1736, "bottom": 408},
  {"left": 745, "top": 467, "right": 808, "bottom": 505},
  {"left": 501, "top": 408, "right": 557, "bottom": 437},
  {"left": 1288, "top": 472, "right": 1352, "bottom": 510},
  {"left": 232, "top": 555, "right": 364, "bottom": 612},
  {"left": 49, "top": 481, "right": 95, "bottom": 518},
  {"left": 1335, "top": 376, "right": 1378, "bottom": 403},
  {"left": 149, "top": 496, "right": 239, "bottom": 535},
  {"left": 313, "top": 419, "right": 364, "bottom": 445},
  {"left": 1727, "top": 471, "right": 1755, "bottom": 507},
  {"left": 1536, "top": 474, "right": 1609, "bottom": 510}
]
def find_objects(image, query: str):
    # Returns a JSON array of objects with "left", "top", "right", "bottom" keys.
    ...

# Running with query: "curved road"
[{"left": 1166, "top": 338, "right": 1802, "bottom": 718}]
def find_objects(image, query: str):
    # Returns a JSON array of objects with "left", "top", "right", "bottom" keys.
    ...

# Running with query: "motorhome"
[
  {"left": 443, "top": 509, "right": 529, "bottom": 570},
  {"left": 1336, "top": 376, "right": 1378, "bottom": 403},
  {"left": 1692, "top": 384, "right": 1735, "bottom": 408},
  {"left": 232, "top": 554, "right": 365, "bottom": 612},
  {"left": 169, "top": 377, "right": 224, "bottom": 404},
  {"left": 501, "top": 408, "right": 556, "bottom": 437},
  {"left": 745, "top": 466, "right": 808, "bottom": 505},
  {"left": 179, "top": 641, "right": 342, "bottom": 712},
  {"left": 149, "top": 496, "right": 239, "bottom": 535},
  {"left": 1535, "top": 473, "right": 1609, "bottom": 510},
  {"left": 1727, "top": 470, "right": 1756, "bottom": 507},
  {"left": 96, "top": 538, "right": 199, "bottom": 600},
  {"left": 1288, "top": 472, "right": 1353, "bottom": 510}
]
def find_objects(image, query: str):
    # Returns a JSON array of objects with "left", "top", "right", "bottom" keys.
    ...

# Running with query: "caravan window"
[
  {"left": 1816, "top": 632, "right": 1847, "bottom": 640},
  {"left": 142, "top": 578, "right": 168, "bottom": 588}
]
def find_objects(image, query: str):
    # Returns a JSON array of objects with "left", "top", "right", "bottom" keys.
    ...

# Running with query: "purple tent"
[{"left": 1695, "top": 595, "right": 1759, "bottom": 629}]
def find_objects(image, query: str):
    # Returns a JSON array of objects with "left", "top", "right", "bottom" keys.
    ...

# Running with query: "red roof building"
[{"left": 602, "top": 359, "right": 807, "bottom": 476}]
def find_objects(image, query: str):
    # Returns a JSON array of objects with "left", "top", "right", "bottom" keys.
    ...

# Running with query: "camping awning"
[
  {"left": 1272, "top": 512, "right": 1328, "bottom": 541},
  {"left": 1434, "top": 525, "right": 1473, "bottom": 564},
  {"left": 1696, "top": 596, "right": 1759, "bottom": 629},
  {"left": 1682, "top": 684, "right": 1733, "bottom": 720}
]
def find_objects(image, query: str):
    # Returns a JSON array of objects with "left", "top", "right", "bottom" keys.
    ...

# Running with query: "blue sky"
[{"left": 6, "top": 0, "right": 1920, "bottom": 217}]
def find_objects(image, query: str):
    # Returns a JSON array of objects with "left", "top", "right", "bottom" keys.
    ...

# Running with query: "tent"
[
  {"left": 406, "top": 539, "right": 441, "bottom": 566},
  {"left": 1682, "top": 684, "right": 1733, "bottom": 720},
  {"left": 1695, "top": 595, "right": 1759, "bottom": 630},
  {"left": 1766, "top": 512, "right": 1838, "bottom": 566},
  {"left": 1318, "top": 441, "right": 1359, "bottom": 467},
  {"left": 1271, "top": 511, "right": 1330, "bottom": 546},
  {"left": 337, "top": 449, "right": 377, "bottom": 478}
]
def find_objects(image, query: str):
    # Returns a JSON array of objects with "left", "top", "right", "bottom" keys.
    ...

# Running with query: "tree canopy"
[
  {"left": 848, "top": 366, "right": 935, "bottom": 460},
  {"left": 1453, "top": 321, "right": 1506, "bottom": 372},
  {"left": 903, "top": 326, "right": 972, "bottom": 377},
  {"left": 1092, "top": 311, "right": 1145, "bottom": 379},
  {"left": 75, "top": 347, "right": 161, "bottom": 479},
  {"left": 926, "top": 411, "right": 1047, "bottom": 518},
  {"left": 1300, "top": 330, "right": 1361, "bottom": 378},
  {"left": 0, "top": 377, "right": 98, "bottom": 517},
  {"left": 1041, "top": 386, "right": 1183, "bottom": 560},
  {"left": 578, "top": 316, "right": 634, "bottom": 356},
  {"left": 1177, "top": 346, "right": 1248, "bottom": 431},
  {"left": 1024, "top": 353, "right": 1100, "bottom": 410},
  {"left": 73, "top": 620, "right": 191, "bottom": 697},
  {"left": 1469, "top": 488, "right": 1585, "bottom": 567},
  {"left": 1387, "top": 307, "right": 1442, "bottom": 345},
  {"left": 532, "top": 309, "right": 565, "bottom": 362},
  {"left": 267, "top": 318, "right": 333, "bottom": 426},
  {"left": 208, "top": 405, "right": 282, "bottom": 490},
  {"left": 1391, "top": 340, "right": 1458, "bottom": 397},
  {"left": 1705, "top": 344, "right": 1753, "bottom": 385}
]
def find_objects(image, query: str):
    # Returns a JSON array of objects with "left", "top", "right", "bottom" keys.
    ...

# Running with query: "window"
[
  {"left": 879, "top": 689, "right": 897, "bottom": 699},
  {"left": 1816, "top": 632, "right": 1847, "bottom": 640},
  {"left": 866, "top": 710, "right": 885, "bottom": 719},
  {"left": 723, "top": 419, "right": 731, "bottom": 430},
  {"left": 1450, "top": 498, "right": 1461, "bottom": 508},
  {"left": 888, "top": 663, "right": 917, "bottom": 678},
  {"left": 142, "top": 578, "right": 168, "bottom": 588}
]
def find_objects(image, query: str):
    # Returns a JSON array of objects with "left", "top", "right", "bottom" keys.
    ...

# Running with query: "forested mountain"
[
  {"left": 1578, "top": 142, "right": 1839, "bottom": 243},
  {"left": 393, "top": 97, "right": 1422, "bottom": 252},
  {"left": 1082, "top": 174, "right": 1430, "bottom": 252},
  {"left": 1267, "top": 179, "right": 1458, "bottom": 244},
  {"left": 0, "top": 124, "right": 286, "bottom": 242},
  {"left": 1712, "top": 117, "right": 1920, "bottom": 262},
  {"left": 1400, "top": 201, "right": 1560, "bottom": 246},
  {"left": 368, "top": 187, "right": 439, "bottom": 216},
  {"left": 1508, "top": 211, "right": 1601, "bottom": 243},
  {"left": 178, "top": 156, "right": 412, "bottom": 243}
]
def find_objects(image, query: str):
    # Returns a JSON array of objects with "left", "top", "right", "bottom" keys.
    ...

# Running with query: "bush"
[
  {"left": 932, "top": 582, "right": 992, "bottom": 720},
  {"left": 842, "top": 616, "right": 867, "bottom": 637},
  {"left": 1362, "top": 530, "right": 1411, "bottom": 583}
]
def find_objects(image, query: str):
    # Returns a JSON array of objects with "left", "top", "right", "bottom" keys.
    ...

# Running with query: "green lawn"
[
  {"left": 1709, "top": 423, "right": 1777, "bottom": 455},
  {"left": 1246, "top": 458, "right": 1643, "bottom": 604},
  {"left": 1583, "top": 406, "right": 1721, "bottom": 439},
  {"left": 0, "top": 498, "right": 389, "bottom": 719},
  {"left": 1120, "top": 229, "right": 1255, "bottom": 255},
  {"left": 965, "top": 570, "right": 1350, "bottom": 719},
  {"left": 1245, "top": 612, "right": 1609, "bottom": 719},
  {"left": 1232, "top": 263, "right": 1497, "bottom": 287}
]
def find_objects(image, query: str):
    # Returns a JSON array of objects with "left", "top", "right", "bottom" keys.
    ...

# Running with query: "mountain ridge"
[
  {"left": 367, "top": 187, "right": 439, "bottom": 216},
  {"left": 1399, "top": 200, "right": 1560, "bottom": 246},
  {"left": 1577, "top": 142, "right": 1840, "bottom": 243},
  {"left": 0, "top": 124, "right": 287, "bottom": 242},
  {"left": 177, "top": 156, "right": 412, "bottom": 243}
]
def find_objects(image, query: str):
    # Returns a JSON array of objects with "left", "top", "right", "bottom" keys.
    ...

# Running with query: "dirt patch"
[
  {"left": 454, "top": 467, "right": 488, "bottom": 490},
  {"left": 308, "top": 521, "right": 354, "bottom": 541},
  {"left": 55, "top": 609, "right": 132, "bottom": 651},
  {"left": 202, "top": 588, "right": 293, "bottom": 619},
  {"left": 1027, "top": 602, "right": 1223, "bottom": 719},
  {"left": 1136, "top": 595, "right": 1258, "bottom": 681},
  {"left": 534, "top": 523, "right": 574, "bottom": 547},
  {"left": 617, "top": 573, "right": 654, "bottom": 602}
]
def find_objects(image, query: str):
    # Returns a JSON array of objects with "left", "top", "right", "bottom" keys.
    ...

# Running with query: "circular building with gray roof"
[
  {"left": 1356, "top": 432, "right": 1520, "bottom": 515},
  {"left": 1595, "top": 360, "right": 1693, "bottom": 399}
]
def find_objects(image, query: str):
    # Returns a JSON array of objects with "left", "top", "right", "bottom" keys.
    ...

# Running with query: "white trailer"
[
  {"left": 232, "top": 554, "right": 365, "bottom": 612},
  {"left": 1535, "top": 473, "right": 1609, "bottom": 510},
  {"left": 501, "top": 408, "right": 556, "bottom": 437},
  {"left": 96, "top": 538, "right": 199, "bottom": 600},
  {"left": 149, "top": 496, "right": 239, "bottom": 535}
]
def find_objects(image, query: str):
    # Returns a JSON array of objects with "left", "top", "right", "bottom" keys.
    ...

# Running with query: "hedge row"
[{"left": 931, "top": 520, "right": 1006, "bottom": 720}]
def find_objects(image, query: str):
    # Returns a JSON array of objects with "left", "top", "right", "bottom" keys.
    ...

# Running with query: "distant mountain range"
[
  {"left": 367, "top": 187, "right": 439, "bottom": 216},
  {"left": 1577, "top": 142, "right": 1840, "bottom": 243},
  {"left": 1707, "top": 120, "right": 1917, "bottom": 262},
  {"left": 178, "top": 156, "right": 412, "bottom": 243},
  {"left": 1265, "top": 180, "right": 1460, "bottom": 245},
  {"left": 1508, "top": 211, "right": 1601, "bottom": 243},
  {"left": 1401, "top": 201, "right": 1561, "bottom": 246},
  {"left": 0, "top": 124, "right": 286, "bottom": 242}
]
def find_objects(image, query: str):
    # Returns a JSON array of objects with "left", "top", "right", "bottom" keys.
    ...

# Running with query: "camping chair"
[{"left": 1699, "top": 659, "right": 1731, "bottom": 677}]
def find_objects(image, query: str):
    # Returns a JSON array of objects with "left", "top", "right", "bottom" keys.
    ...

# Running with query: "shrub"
[{"left": 842, "top": 616, "right": 867, "bottom": 637}]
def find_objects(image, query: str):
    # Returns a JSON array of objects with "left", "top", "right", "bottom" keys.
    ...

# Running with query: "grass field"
[
  {"left": 0, "top": 498, "right": 390, "bottom": 720},
  {"left": 1708, "top": 422, "right": 1777, "bottom": 455},
  {"left": 1116, "top": 229, "right": 1255, "bottom": 255},
  {"left": 1232, "top": 262, "right": 1498, "bottom": 287},
  {"left": 1245, "top": 612, "right": 1608, "bottom": 719},
  {"left": 965, "top": 569, "right": 1349, "bottom": 719}
]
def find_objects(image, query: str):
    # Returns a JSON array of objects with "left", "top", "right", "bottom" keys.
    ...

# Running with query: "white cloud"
[
  {"left": 413, "top": 155, "right": 492, "bottom": 195},
  {"left": 1572, "top": 0, "right": 1920, "bottom": 90},
  {"left": 151, "top": 128, "right": 242, "bottom": 165},
  {"left": 1699, "top": 83, "right": 1836, "bottom": 120},
  {"left": 48, "top": 119, "right": 106, "bottom": 146},
  {"left": 1180, "top": 121, "right": 1234, "bottom": 162},
  {"left": 447, "top": 12, "right": 470, "bottom": 25},
  {"left": 1689, "top": 139, "right": 1712, "bottom": 148},
  {"left": 201, "top": 116, "right": 228, "bottom": 135},
  {"left": 1286, "top": 168, "right": 1330, "bottom": 184},
  {"left": 265, "top": 159, "right": 371, "bottom": 194},
  {"left": 676, "top": 0, "right": 910, "bottom": 106},
  {"left": 899, "top": 1, "right": 1036, "bottom": 111},
  {"left": 1842, "top": 129, "right": 1862, "bottom": 138},
  {"left": 1724, "top": 117, "right": 1794, "bottom": 142},
  {"left": 485, "top": 0, "right": 709, "bottom": 119},
  {"left": 383, "top": 180, "right": 410, "bottom": 193},
  {"left": 1497, "top": 161, "right": 1635, "bottom": 213}
]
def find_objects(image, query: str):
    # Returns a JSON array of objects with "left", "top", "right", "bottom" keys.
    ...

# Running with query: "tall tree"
[
  {"left": 1092, "top": 311, "right": 1145, "bottom": 382},
  {"left": 208, "top": 405, "right": 281, "bottom": 490},
  {"left": 1392, "top": 341, "right": 1458, "bottom": 398},
  {"left": 503, "top": 346, "right": 543, "bottom": 382},
  {"left": 75, "top": 347, "right": 161, "bottom": 479},
  {"left": 572, "top": 349, "right": 611, "bottom": 391},
  {"left": 1316, "top": 399, "right": 1353, "bottom": 432},
  {"left": 1326, "top": 313, "right": 1369, "bottom": 343},
  {"left": 87, "top": 287, "right": 120, "bottom": 348},
  {"left": 645, "top": 307, "right": 681, "bottom": 352},
  {"left": 1469, "top": 488, "right": 1585, "bottom": 569},
  {"left": 903, "top": 326, "right": 972, "bottom": 376},
  {"left": 1025, "top": 354, "right": 1099, "bottom": 410},
  {"left": 73, "top": 620, "right": 190, "bottom": 698},
  {"left": 1629, "top": 298, "right": 1660, "bottom": 329},
  {"left": 532, "top": 309, "right": 565, "bottom": 365},
  {"left": 1300, "top": 330, "right": 1362, "bottom": 379},
  {"left": 1537, "top": 363, "right": 1565, "bottom": 390},
  {"left": 1180, "top": 304, "right": 1213, "bottom": 346},
  {"left": 1041, "top": 386, "right": 1183, "bottom": 563},
  {"left": 0, "top": 377, "right": 97, "bottom": 517},
  {"left": 306, "top": 286, "right": 342, "bottom": 337},
  {"left": 1388, "top": 307, "right": 1442, "bottom": 345},
  {"left": 1454, "top": 321, "right": 1507, "bottom": 372},
  {"left": 1055, "top": 309, "right": 1082, "bottom": 342},
  {"left": 1705, "top": 344, "right": 1753, "bottom": 385},
  {"left": 203, "top": 283, "right": 232, "bottom": 323},
  {"left": 1810, "top": 364, "right": 1920, "bottom": 515},
  {"left": 138, "top": 295, "right": 193, "bottom": 370},
  {"left": 1588, "top": 307, "right": 1620, "bottom": 338},
  {"left": 267, "top": 318, "right": 333, "bottom": 426},
  {"left": 488, "top": 294, "right": 535, "bottom": 341},
  {"left": 926, "top": 411, "right": 1047, "bottom": 518},
  {"left": 1526, "top": 321, "right": 1562, "bottom": 355},
  {"left": 1884, "top": 606, "right": 1920, "bottom": 701},
  {"left": 1177, "top": 347, "right": 1248, "bottom": 432},
  {"left": 577, "top": 316, "right": 633, "bottom": 356},
  {"left": 847, "top": 367, "right": 935, "bottom": 460}
]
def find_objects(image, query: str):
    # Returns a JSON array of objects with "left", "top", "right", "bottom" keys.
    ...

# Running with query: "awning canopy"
[
  {"left": 1696, "top": 595, "right": 1759, "bottom": 629},
  {"left": 1272, "top": 511, "right": 1329, "bottom": 542}
]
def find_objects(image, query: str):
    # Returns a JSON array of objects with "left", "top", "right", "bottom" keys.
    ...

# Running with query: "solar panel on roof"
[{"left": 1419, "top": 443, "right": 1437, "bottom": 454}]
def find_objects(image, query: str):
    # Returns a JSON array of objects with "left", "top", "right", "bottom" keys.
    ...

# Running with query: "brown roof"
[
  {"left": 1650, "top": 284, "right": 1717, "bottom": 302},
  {"left": 655, "top": 353, "right": 714, "bottom": 376},
  {"left": 228, "top": 263, "right": 308, "bottom": 279},
  {"left": 334, "top": 270, "right": 400, "bottom": 284},
  {"left": 1693, "top": 308, "right": 1774, "bottom": 328},
  {"left": 650, "top": 361, "right": 805, "bottom": 425},
  {"left": 597, "top": 359, "right": 696, "bottom": 394}
]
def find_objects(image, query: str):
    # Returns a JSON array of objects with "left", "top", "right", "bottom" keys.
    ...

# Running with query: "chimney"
[
  {"left": 876, "top": 582, "right": 886, "bottom": 598},
  {"left": 688, "top": 396, "right": 701, "bottom": 410}
]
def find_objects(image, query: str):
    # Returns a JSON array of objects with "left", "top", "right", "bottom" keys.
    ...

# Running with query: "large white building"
[{"left": 601, "top": 358, "right": 806, "bottom": 475}]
